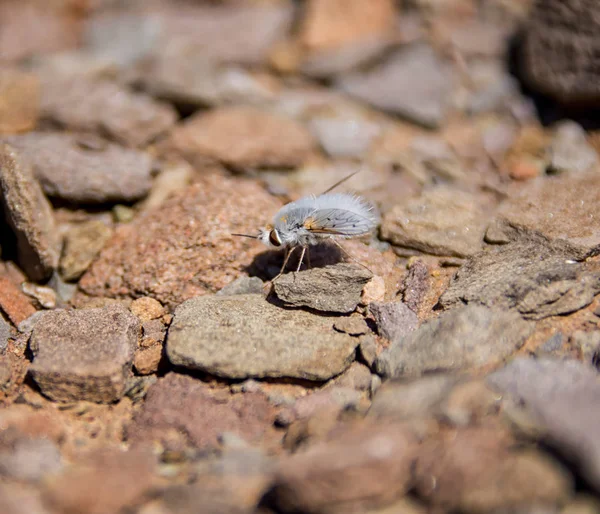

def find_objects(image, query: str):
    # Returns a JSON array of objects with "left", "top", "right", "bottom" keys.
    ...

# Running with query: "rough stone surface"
[
  {"left": 79, "top": 175, "right": 282, "bottom": 308},
  {"left": 2, "top": 132, "right": 154, "bottom": 204},
  {"left": 487, "top": 357, "right": 600, "bottom": 493},
  {"left": 298, "top": 0, "right": 396, "bottom": 76},
  {"left": 402, "top": 259, "right": 430, "bottom": 314},
  {"left": 59, "top": 220, "right": 113, "bottom": 281},
  {"left": 0, "top": 276, "right": 36, "bottom": 326},
  {"left": 439, "top": 238, "right": 600, "bottom": 320},
  {"left": 166, "top": 106, "right": 316, "bottom": 170},
  {"left": 217, "top": 276, "right": 265, "bottom": 296},
  {"left": 264, "top": 422, "right": 418, "bottom": 513},
  {"left": 0, "top": 144, "right": 60, "bottom": 281},
  {"left": 333, "top": 316, "right": 370, "bottom": 336},
  {"left": 381, "top": 187, "right": 490, "bottom": 258},
  {"left": 370, "top": 301, "right": 419, "bottom": 342},
  {"left": 40, "top": 75, "right": 177, "bottom": 147},
  {"left": 29, "top": 304, "right": 140, "bottom": 403},
  {"left": 130, "top": 297, "right": 165, "bottom": 323},
  {"left": 133, "top": 344, "right": 162, "bottom": 376},
  {"left": 337, "top": 45, "right": 455, "bottom": 128},
  {"left": 167, "top": 294, "right": 358, "bottom": 381},
  {"left": 488, "top": 172, "right": 600, "bottom": 259},
  {"left": 414, "top": 426, "right": 573, "bottom": 511},
  {"left": 0, "top": 314, "right": 11, "bottom": 353},
  {"left": 127, "top": 373, "right": 277, "bottom": 451},
  {"left": 272, "top": 263, "right": 372, "bottom": 313},
  {"left": 376, "top": 305, "right": 533, "bottom": 379},
  {"left": 0, "top": 69, "right": 39, "bottom": 134}
]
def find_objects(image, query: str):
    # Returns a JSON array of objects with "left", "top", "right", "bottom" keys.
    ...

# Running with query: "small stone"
[
  {"left": 0, "top": 276, "right": 36, "bottom": 326},
  {"left": 273, "top": 263, "right": 372, "bottom": 314},
  {"left": 59, "top": 220, "right": 113, "bottom": 281},
  {"left": 130, "top": 297, "right": 165, "bottom": 323},
  {"left": 29, "top": 304, "right": 140, "bottom": 403},
  {"left": 142, "top": 319, "right": 166, "bottom": 344},
  {"left": 369, "top": 301, "right": 418, "bottom": 342},
  {"left": 487, "top": 358, "right": 600, "bottom": 492},
  {"left": 47, "top": 272, "right": 77, "bottom": 303},
  {"left": 165, "top": 105, "right": 316, "bottom": 170},
  {"left": 381, "top": 187, "right": 489, "bottom": 258},
  {"left": 333, "top": 316, "right": 370, "bottom": 336},
  {"left": 20, "top": 283, "right": 56, "bottom": 309},
  {"left": 0, "top": 144, "right": 60, "bottom": 281},
  {"left": 330, "top": 361, "right": 373, "bottom": 391},
  {"left": 439, "top": 239, "right": 600, "bottom": 320},
  {"left": 217, "top": 276, "right": 265, "bottom": 296},
  {"left": 40, "top": 75, "right": 177, "bottom": 147},
  {"left": 0, "top": 314, "right": 11, "bottom": 353},
  {"left": 337, "top": 45, "right": 455, "bottom": 128},
  {"left": 376, "top": 305, "right": 533, "bottom": 378},
  {"left": 549, "top": 121, "right": 599, "bottom": 174},
  {"left": 361, "top": 274, "right": 386, "bottom": 305},
  {"left": 0, "top": 69, "right": 39, "bottom": 134},
  {"left": 167, "top": 294, "right": 358, "bottom": 381},
  {"left": 358, "top": 336, "right": 378, "bottom": 368},
  {"left": 112, "top": 204, "right": 135, "bottom": 223},
  {"left": 402, "top": 259, "right": 429, "bottom": 314},
  {"left": 133, "top": 344, "right": 163, "bottom": 376}
]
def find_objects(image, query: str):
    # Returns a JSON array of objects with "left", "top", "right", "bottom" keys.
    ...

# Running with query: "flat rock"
[
  {"left": 29, "top": 304, "right": 139, "bottom": 403},
  {"left": 165, "top": 106, "right": 316, "bottom": 170},
  {"left": 127, "top": 373, "right": 277, "bottom": 451},
  {"left": 487, "top": 172, "right": 600, "bottom": 259},
  {"left": 0, "top": 69, "right": 39, "bottom": 134},
  {"left": 59, "top": 220, "right": 113, "bottom": 281},
  {"left": 2, "top": 133, "right": 154, "bottom": 204},
  {"left": 272, "top": 263, "right": 372, "bottom": 313},
  {"left": 39, "top": 75, "right": 177, "bottom": 148},
  {"left": 337, "top": 45, "right": 455, "bottom": 128},
  {"left": 0, "top": 276, "right": 35, "bottom": 326},
  {"left": 0, "top": 144, "right": 59, "bottom": 281},
  {"left": 370, "top": 301, "right": 419, "bottom": 342},
  {"left": 264, "top": 422, "right": 417, "bottom": 513},
  {"left": 381, "top": 187, "right": 490, "bottom": 258},
  {"left": 439, "top": 238, "right": 600, "bottom": 320},
  {"left": 79, "top": 175, "right": 282, "bottom": 308},
  {"left": 487, "top": 357, "right": 600, "bottom": 493},
  {"left": 376, "top": 305, "right": 533, "bottom": 379},
  {"left": 167, "top": 294, "right": 358, "bottom": 381},
  {"left": 217, "top": 276, "right": 265, "bottom": 296}
]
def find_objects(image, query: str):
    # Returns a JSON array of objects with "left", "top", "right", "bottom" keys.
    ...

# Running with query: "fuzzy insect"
[{"left": 233, "top": 173, "right": 378, "bottom": 280}]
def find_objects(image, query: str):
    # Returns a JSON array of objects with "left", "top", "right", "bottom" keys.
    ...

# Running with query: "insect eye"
[{"left": 269, "top": 230, "right": 281, "bottom": 247}]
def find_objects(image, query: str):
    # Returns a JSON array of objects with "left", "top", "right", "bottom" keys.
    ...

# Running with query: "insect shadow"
[{"left": 244, "top": 241, "right": 346, "bottom": 282}]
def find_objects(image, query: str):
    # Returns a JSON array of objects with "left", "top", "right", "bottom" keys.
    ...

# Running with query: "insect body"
[{"left": 234, "top": 187, "right": 378, "bottom": 281}]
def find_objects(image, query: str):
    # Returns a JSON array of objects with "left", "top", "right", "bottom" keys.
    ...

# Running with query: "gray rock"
[
  {"left": 59, "top": 220, "right": 113, "bottom": 281},
  {"left": 358, "top": 336, "right": 378, "bottom": 368},
  {"left": 40, "top": 75, "right": 177, "bottom": 148},
  {"left": 487, "top": 358, "right": 600, "bottom": 492},
  {"left": 376, "top": 305, "right": 533, "bottom": 378},
  {"left": 571, "top": 331, "right": 600, "bottom": 366},
  {"left": 487, "top": 172, "right": 600, "bottom": 259},
  {"left": 337, "top": 45, "right": 455, "bottom": 128},
  {"left": 439, "top": 238, "right": 600, "bottom": 320},
  {"left": 0, "top": 144, "right": 60, "bottom": 281},
  {"left": 166, "top": 294, "right": 358, "bottom": 381},
  {"left": 217, "top": 276, "right": 265, "bottom": 296},
  {"left": 370, "top": 301, "right": 418, "bottom": 342},
  {"left": 2, "top": 133, "right": 154, "bottom": 204},
  {"left": 272, "top": 263, "right": 372, "bottom": 314},
  {"left": 0, "top": 315, "right": 11, "bottom": 354},
  {"left": 29, "top": 304, "right": 139, "bottom": 403},
  {"left": 380, "top": 187, "right": 490, "bottom": 258},
  {"left": 549, "top": 121, "right": 599, "bottom": 174}
]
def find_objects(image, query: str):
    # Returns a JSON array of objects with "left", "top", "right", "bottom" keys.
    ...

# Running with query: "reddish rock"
[
  {"left": 79, "top": 175, "right": 282, "bottom": 308},
  {"left": 165, "top": 106, "right": 317, "bottom": 170},
  {"left": 0, "top": 276, "right": 35, "bottom": 326},
  {"left": 0, "top": 69, "right": 39, "bottom": 134},
  {"left": 126, "top": 373, "right": 279, "bottom": 451},
  {"left": 133, "top": 344, "right": 162, "bottom": 376},
  {"left": 130, "top": 297, "right": 166, "bottom": 323}
]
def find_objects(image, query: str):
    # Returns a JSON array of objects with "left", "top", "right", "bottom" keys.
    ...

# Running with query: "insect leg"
[
  {"left": 330, "top": 239, "right": 373, "bottom": 274},
  {"left": 296, "top": 246, "right": 307, "bottom": 272},
  {"left": 305, "top": 247, "right": 311, "bottom": 269},
  {"left": 272, "top": 246, "right": 296, "bottom": 282}
]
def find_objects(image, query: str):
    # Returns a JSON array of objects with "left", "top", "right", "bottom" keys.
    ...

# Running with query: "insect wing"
[{"left": 307, "top": 208, "right": 374, "bottom": 236}]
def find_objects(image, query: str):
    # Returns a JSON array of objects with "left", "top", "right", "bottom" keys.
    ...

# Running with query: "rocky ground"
[{"left": 0, "top": 0, "right": 600, "bottom": 513}]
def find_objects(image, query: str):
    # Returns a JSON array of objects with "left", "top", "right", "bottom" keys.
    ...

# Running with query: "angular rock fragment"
[
  {"left": 0, "top": 144, "right": 59, "bottom": 281},
  {"left": 549, "top": 121, "right": 599, "bottom": 174},
  {"left": 369, "top": 301, "right": 418, "bottom": 342},
  {"left": 439, "top": 238, "right": 600, "bottom": 320},
  {"left": 381, "top": 187, "right": 490, "bottom": 258},
  {"left": 29, "top": 304, "right": 139, "bottom": 403},
  {"left": 0, "top": 277, "right": 36, "bottom": 326},
  {"left": 40, "top": 75, "right": 177, "bottom": 147},
  {"left": 337, "top": 45, "right": 455, "bottom": 128},
  {"left": 376, "top": 305, "right": 533, "bottom": 378},
  {"left": 272, "top": 263, "right": 372, "bottom": 313},
  {"left": 59, "top": 221, "right": 113, "bottom": 281},
  {"left": 3, "top": 133, "right": 154, "bottom": 204},
  {"left": 167, "top": 294, "right": 358, "bottom": 381}
]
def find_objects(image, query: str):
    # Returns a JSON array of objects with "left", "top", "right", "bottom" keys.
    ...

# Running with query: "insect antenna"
[
  {"left": 330, "top": 239, "right": 374, "bottom": 274},
  {"left": 319, "top": 170, "right": 361, "bottom": 195},
  {"left": 231, "top": 233, "right": 258, "bottom": 239}
]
